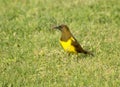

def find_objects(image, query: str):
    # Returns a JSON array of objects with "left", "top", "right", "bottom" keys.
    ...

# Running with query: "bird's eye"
[{"left": 59, "top": 26, "right": 62, "bottom": 28}]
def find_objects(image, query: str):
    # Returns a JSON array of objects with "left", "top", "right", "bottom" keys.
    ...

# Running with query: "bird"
[{"left": 53, "top": 24, "right": 93, "bottom": 56}]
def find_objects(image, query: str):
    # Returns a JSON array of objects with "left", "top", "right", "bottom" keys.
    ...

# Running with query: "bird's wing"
[
  {"left": 71, "top": 37, "right": 84, "bottom": 53},
  {"left": 71, "top": 36, "right": 94, "bottom": 56}
]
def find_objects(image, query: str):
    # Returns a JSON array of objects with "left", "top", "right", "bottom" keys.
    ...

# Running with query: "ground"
[{"left": 0, "top": 0, "right": 120, "bottom": 87}]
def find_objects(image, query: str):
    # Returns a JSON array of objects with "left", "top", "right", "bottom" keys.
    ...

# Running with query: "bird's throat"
[{"left": 60, "top": 32, "right": 72, "bottom": 41}]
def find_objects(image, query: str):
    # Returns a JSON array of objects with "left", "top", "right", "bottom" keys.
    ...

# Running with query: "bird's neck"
[{"left": 60, "top": 31, "right": 72, "bottom": 41}]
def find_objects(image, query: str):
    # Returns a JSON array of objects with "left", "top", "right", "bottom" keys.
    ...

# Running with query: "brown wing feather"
[
  {"left": 71, "top": 36, "right": 94, "bottom": 56},
  {"left": 71, "top": 36, "right": 85, "bottom": 53}
]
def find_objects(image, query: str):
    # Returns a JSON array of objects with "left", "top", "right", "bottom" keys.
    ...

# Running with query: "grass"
[{"left": 0, "top": 0, "right": 120, "bottom": 87}]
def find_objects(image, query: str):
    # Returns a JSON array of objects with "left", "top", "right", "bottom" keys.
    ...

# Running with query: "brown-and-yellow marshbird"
[{"left": 53, "top": 24, "right": 93, "bottom": 56}]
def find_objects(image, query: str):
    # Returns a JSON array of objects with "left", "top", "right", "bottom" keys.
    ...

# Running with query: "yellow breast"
[{"left": 59, "top": 37, "right": 77, "bottom": 53}]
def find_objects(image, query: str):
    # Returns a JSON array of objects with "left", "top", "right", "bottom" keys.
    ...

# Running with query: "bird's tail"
[{"left": 83, "top": 50, "right": 94, "bottom": 56}]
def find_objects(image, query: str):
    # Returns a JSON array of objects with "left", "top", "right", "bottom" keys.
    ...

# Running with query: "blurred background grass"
[{"left": 0, "top": 0, "right": 120, "bottom": 87}]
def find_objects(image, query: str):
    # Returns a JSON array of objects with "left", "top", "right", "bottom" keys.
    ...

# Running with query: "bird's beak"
[{"left": 53, "top": 26, "right": 61, "bottom": 30}]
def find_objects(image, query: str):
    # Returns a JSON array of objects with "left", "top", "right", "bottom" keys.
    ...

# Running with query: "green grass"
[{"left": 0, "top": 0, "right": 120, "bottom": 87}]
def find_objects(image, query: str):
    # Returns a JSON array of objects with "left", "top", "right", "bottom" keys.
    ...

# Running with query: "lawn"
[{"left": 0, "top": 0, "right": 120, "bottom": 87}]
